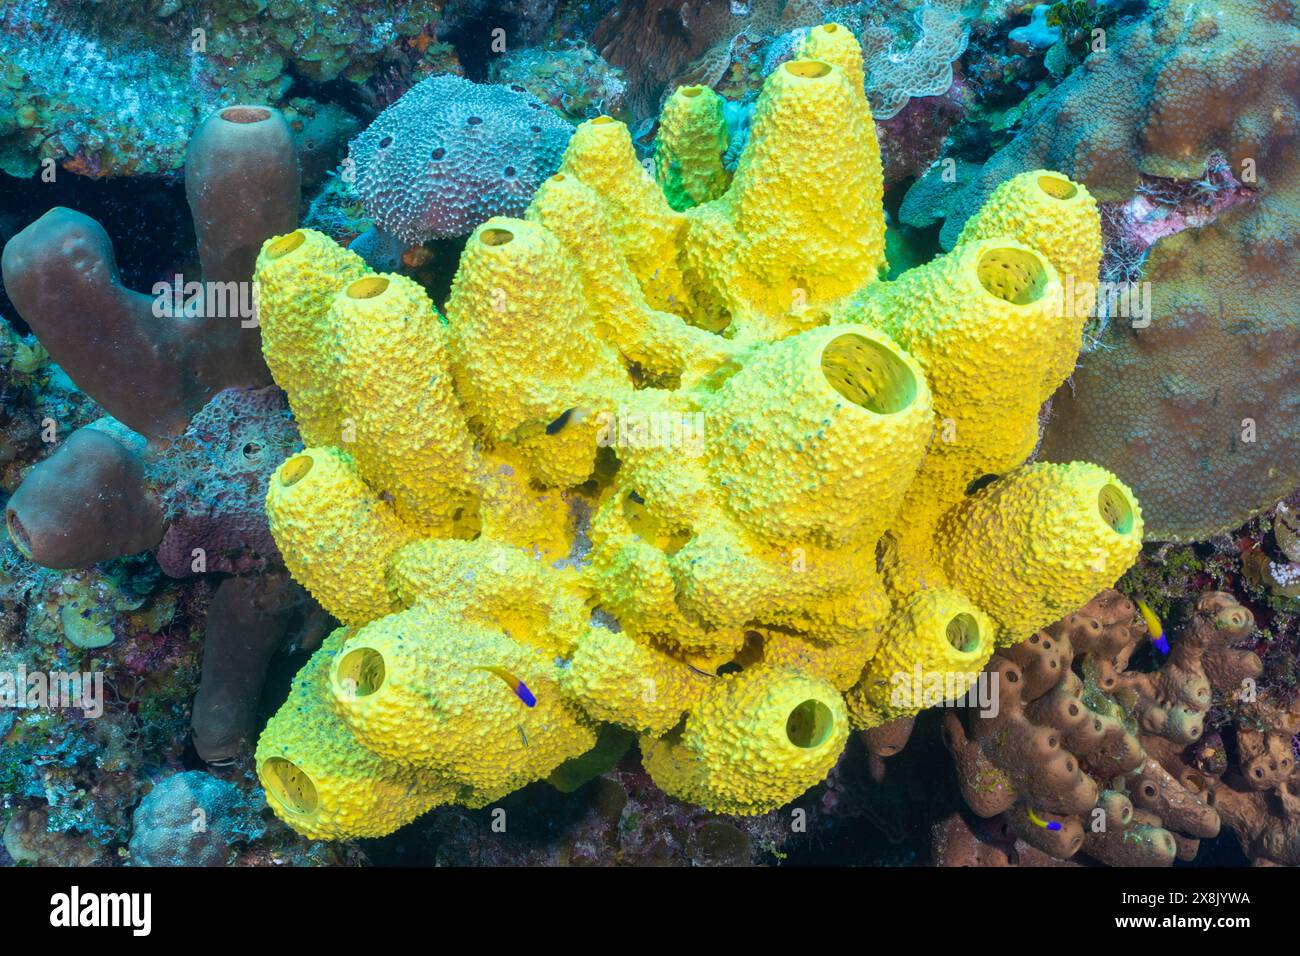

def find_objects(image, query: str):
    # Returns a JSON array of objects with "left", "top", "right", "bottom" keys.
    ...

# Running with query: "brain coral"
[
  {"left": 251, "top": 22, "right": 1143, "bottom": 839},
  {"left": 348, "top": 74, "right": 575, "bottom": 244},
  {"left": 938, "top": 0, "right": 1300, "bottom": 541}
]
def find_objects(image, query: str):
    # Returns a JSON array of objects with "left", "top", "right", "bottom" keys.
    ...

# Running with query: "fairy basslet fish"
[
  {"left": 475, "top": 666, "right": 537, "bottom": 707},
  {"left": 1136, "top": 598, "right": 1170, "bottom": 655},
  {"left": 1027, "top": 807, "right": 1062, "bottom": 832}
]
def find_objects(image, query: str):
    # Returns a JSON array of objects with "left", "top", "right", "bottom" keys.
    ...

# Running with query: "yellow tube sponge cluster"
[{"left": 253, "top": 21, "right": 1145, "bottom": 837}]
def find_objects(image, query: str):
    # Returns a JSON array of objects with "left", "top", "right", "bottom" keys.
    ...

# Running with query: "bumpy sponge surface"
[
  {"left": 255, "top": 630, "right": 453, "bottom": 841},
  {"left": 253, "top": 22, "right": 1144, "bottom": 838},
  {"left": 642, "top": 666, "right": 849, "bottom": 815}
]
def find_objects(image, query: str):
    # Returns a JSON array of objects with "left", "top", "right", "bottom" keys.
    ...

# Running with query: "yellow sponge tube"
[
  {"left": 253, "top": 228, "right": 368, "bottom": 446},
  {"left": 852, "top": 239, "right": 1067, "bottom": 479},
  {"left": 332, "top": 272, "right": 477, "bottom": 535},
  {"left": 329, "top": 606, "right": 597, "bottom": 799},
  {"left": 846, "top": 590, "right": 995, "bottom": 728},
  {"left": 655, "top": 85, "right": 730, "bottom": 211},
  {"left": 559, "top": 116, "right": 689, "bottom": 312},
  {"left": 560, "top": 625, "right": 712, "bottom": 735},
  {"left": 795, "top": 22, "right": 866, "bottom": 94},
  {"left": 957, "top": 172, "right": 1100, "bottom": 292},
  {"left": 255, "top": 629, "right": 452, "bottom": 840},
  {"left": 938, "top": 462, "right": 1144, "bottom": 643},
  {"left": 955, "top": 170, "right": 1100, "bottom": 390},
  {"left": 698, "top": 56, "right": 885, "bottom": 319},
  {"left": 265, "top": 447, "right": 408, "bottom": 626},
  {"left": 705, "top": 324, "right": 932, "bottom": 547},
  {"left": 446, "top": 217, "right": 627, "bottom": 487},
  {"left": 641, "top": 665, "right": 848, "bottom": 814},
  {"left": 526, "top": 172, "right": 737, "bottom": 385}
]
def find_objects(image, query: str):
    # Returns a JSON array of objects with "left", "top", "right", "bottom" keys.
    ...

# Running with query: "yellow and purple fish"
[
  {"left": 474, "top": 666, "right": 537, "bottom": 707},
  {"left": 1027, "top": 807, "right": 1062, "bottom": 832},
  {"left": 1135, "top": 598, "right": 1170, "bottom": 655}
]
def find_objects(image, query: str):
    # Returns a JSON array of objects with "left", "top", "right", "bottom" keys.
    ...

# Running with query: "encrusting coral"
[
  {"left": 127, "top": 771, "right": 265, "bottom": 867},
  {"left": 488, "top": 41, "right": 629, "bottom": 123},
  {"left": 858, "top": 0, "right": 968, "bottom": 121},
  {"left": 251, "top": 22, "right": 1144, "bottom": 839},
  {"left": 0, "top": 0, "right": 436, "bottom": 178}
]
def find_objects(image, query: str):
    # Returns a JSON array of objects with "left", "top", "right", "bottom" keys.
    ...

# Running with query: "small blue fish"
[
  {"left": 475, "top": 666, "right": 537, "bottom": 707},
  {"left": 1136, "top": 598, "right": 1170, "bottom": 655}
]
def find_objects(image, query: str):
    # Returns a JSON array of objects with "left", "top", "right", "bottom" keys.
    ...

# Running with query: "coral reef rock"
[
  {"left": 128, "top": 771, "right": 266, "bottom": 867},
  {"left": 0, "top": 0, "right": 433, "bottom": 177}
]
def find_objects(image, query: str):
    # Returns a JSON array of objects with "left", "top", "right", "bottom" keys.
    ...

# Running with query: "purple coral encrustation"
[{"left": 151, "top": 386, "right": 302, "bottom": 579}]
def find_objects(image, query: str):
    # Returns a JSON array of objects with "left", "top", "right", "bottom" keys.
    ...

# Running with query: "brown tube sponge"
[
  {"left": 1111, "top": 814, "right": 1180, "bottom": 866},
  {"left": 1114, "top": 591, "right": 1260, "bottom": 746},
  {"left": 943, "top": 652, "right": 1105, "bottom": 822},
  {"left": 932, "top": 811, "right": 1080, "bottom": 867},
  {"left": 190, "top": 573, "right": 310, "bottom": 765},
  {"left": 862, "top": 715, "right": 916, "bottom": 781},
  {"left": 185, "top": 105, "right": 300, "bottom": 386},
  {"left": 4, "top": 426, "right": 163, "bottom": 568},
  {"left": 1, "top": 209, "right": 200, "bottom": 438},
  {"left": 186, "top": 106, "right": 300, "bottom": 286},
  {"left": 1128, "top": 758, "right": 1220, "bottom": 839},
  {"left": 1, "top": 105, "right": 296, "bottom": 440},
  {"left": 862, "top": 716, "right": 916, "bottom": 759},
  {"left": 941, "top": 590, "right": 1223, "bottom": 864}
]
